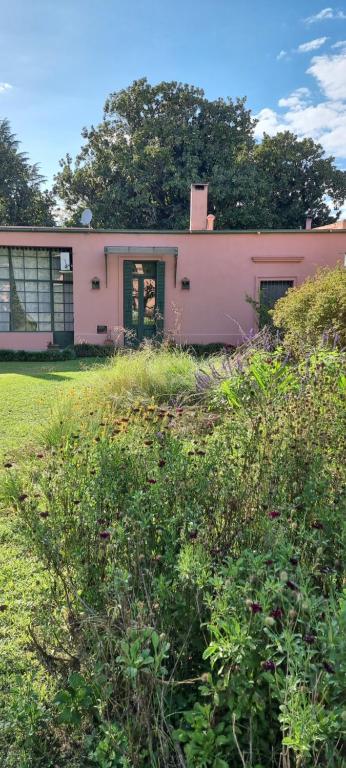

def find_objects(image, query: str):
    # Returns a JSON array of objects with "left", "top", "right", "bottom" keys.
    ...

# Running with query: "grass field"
[{"left": 0, "top": 358, "right": 103, "bottom": 461}]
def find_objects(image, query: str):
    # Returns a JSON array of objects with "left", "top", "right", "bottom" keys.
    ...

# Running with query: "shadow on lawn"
[{"left": 0, "top": 360, "right": 102, "bottom": 381}]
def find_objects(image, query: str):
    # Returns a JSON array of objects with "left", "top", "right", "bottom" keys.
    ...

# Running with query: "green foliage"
[
  {"left": 54, "top": 78, "right": 346, "bottom": 230},
  {"left": 1, "top": 343, "right": 345, "bottom": 766},
  {"left": 0, "top": 343, "right": 116, "bottom": 362},
  {"left": 272, "top": 265, "right": 346, "bottom": 351},
  {"left": 54, "top": 672, "right": 97, "bottom": 726},
  {"left": 97, "top": 345, "right": 198, "bottom": 404},
  {"left": 0, "top": 118, "right": 55, "bottom": 226},
  {"left": 254, "top": 132, "right": 346, "bottom": 228},
  {"left": 55, "top": 78, "right": 255, "bottom": 230}
]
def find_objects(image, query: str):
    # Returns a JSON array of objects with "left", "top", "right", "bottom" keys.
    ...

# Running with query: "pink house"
[{"left": 0, "top": 184, "right": 345, "bottom": 350}]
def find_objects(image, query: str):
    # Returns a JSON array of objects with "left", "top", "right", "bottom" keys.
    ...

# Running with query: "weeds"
[{"left": 0, "top": 342, "right": 345, "bottom": 767}]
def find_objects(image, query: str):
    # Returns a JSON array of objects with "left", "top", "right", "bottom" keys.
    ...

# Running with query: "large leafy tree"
[
  {"left": 54, "top": 78, "right": 257, "bottom": 229},
  {"left": 0, "top": 119, "right": 55, "bottom": 226},
  {"left": 253, "top": 132, "right": 346, "bottom": 229},
  {"left": 54, "top": 79, "right": 346, "bottom": 230}
]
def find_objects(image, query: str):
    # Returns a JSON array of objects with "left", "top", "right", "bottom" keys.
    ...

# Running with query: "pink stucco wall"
[
  {"left": 0, "top": 332, "right": 53, "bottom": 350},
  {"left": 0, "top": 227, "right": 345, "bottom": 350}
]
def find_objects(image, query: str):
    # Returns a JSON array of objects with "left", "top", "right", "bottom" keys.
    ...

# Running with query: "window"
[
  {"left": 259, "top": 280, "right": 293, "bottom": 328},
  {"left": 0, "top": 247, "right": 73, "bottom": 332}
]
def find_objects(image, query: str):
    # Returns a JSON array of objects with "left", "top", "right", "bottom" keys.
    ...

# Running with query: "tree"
[
  {"left": 54, "top": 79, "right": 346, "bottom": 230},
  {"left": 253, "top": 132, "right": 346, "bottom": 229},
  {"left": 54, "top": 78, "right": 257, "bottom": 229},
  {"left": 0, "top": 119, "right": 55, "bottom": 226}
]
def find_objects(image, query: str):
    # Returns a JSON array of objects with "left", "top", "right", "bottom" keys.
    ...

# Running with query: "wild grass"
[
  {"left": 102, "top": 345, "right": 198, "bottom": 402},
  {"left": 43, "top": 346, "right": 199, "bottom": 448}
]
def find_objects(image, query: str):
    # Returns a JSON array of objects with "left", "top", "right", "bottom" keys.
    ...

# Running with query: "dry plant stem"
[{"left": 232, "top": 712, "right": 247, "bottom": 768}]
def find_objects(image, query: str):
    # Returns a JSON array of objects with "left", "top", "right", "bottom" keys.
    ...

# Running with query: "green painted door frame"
[{"left": 123, "top": 261, "right": 165, "bottom": 345}]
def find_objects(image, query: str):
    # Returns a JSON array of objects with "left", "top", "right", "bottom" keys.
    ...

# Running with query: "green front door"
[{"left": 123, "top": 261, "right": 165, "bottom": 344}]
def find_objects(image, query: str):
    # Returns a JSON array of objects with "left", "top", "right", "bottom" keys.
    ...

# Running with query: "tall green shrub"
[{"left": 272, "top": 265, "right": 346, "bottom": 351}]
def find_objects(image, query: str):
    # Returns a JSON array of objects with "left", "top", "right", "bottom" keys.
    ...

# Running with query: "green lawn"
[
  {"left": 0, "top": 357, "right": 106, "bottom": 751},
  {"left": 0, "top": 358, "right": 103, "bottom": 461}
]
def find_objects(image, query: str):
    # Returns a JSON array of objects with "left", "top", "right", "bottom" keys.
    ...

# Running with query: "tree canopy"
[
  {"left": 0, "top": 119, "right": 54, "bottom": 226},
  {"left": 253, "top": 132, "right": 345, "bottom": 229},
  {"left": 54, "top": 79, "right": 346, "bottom": 230}
]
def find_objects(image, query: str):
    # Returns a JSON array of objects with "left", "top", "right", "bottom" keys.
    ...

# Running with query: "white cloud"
[
  {"left": 255, "top": 99, "right": 346, "bottom": 158},
  {"left": 305, "top": 7, "right": 346, "bottom": 23},
  {"left": 332, "top": 39, "right": 346, "bottom": 48},
  {"left": 277, "top": 49, "right": 288, "bottom": 60},
  {"left": 254, "top": 108, "right": 287, "bottom": 137},
  {"left": 0, "top": 82, "right": 12, "bottom": 93},
  {"left": 278, "top": 87, "right": 311, "bottom": 109},
  {"left": 297, "top": 37, "right": 328, "bottom": 52},
  {"left": 308, "top": 51, "right": 346, "bottom": 99},
  {"left": 255, "top": 50, "right": 346, "bottom": 161}
]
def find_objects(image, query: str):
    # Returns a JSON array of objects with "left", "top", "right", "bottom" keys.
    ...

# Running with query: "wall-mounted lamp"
[
  {"left": 97, "top": 325, "right": 107, "bottom": 334},
  {"left": 91, "top": 277, "right": 100, "bottom": 289},
  {"left": 181, "top": 277, "right": 190, "bottom": 290}
]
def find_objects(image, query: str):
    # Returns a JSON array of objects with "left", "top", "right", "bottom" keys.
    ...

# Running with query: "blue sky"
[{"left": 0, "top": 0, "right": 346, "bottom": 185}]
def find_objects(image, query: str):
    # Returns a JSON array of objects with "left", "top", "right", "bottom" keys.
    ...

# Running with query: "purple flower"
[
  {"left": 323, "top": 660, "right": 335, "bottom": 673},
  {"left": 268, "top": 510, "right": 280, "bottom": 519},
  {"left": 261, "top": 660, "right": 276, "bottom": 672},
  {"left": 18, "top": 494, "right": 28, "bottom": 503},
  {"left": 250, "top": 602, "right": 262, "bottom": 614},
  {"left": 40, "top": 512, "right": 49, "bottom": 519},
  {"left": 312, "top": 521, "right": 324, "bottom": 530},
  {"left": 270, "top": 608, "right": 283, "bottom": 620},
  {"left": 147, "top": 478, "right": 157, "bottom": 485},
  {"left": 303, "top": 634, "right": 316, "bottom": 645},
  {"left": 99, "top": 531, "right": 110, "bottom": 540},
  {"left": 4, "top": 462, "right": 13, "bottom": 469},
  {"left": 158, "top": 459, "right": 166, "bottom": 468},
  {"left": 290, "top": 557, "right": 299, "bottom": 566},
  {"left": 264, "top": 558, "right": 274, "bottom": 566}
]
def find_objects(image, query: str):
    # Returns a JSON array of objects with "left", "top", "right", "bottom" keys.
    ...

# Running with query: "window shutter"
[
  {"left": 123, "top": 261, "right": 133, "bottom": 331},
  {"left": 156, "top": 261, "right": 165, "bottom": 339}
]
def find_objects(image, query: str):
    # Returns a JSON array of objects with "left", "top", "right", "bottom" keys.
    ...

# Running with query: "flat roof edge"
[{"left": 0, "top": 226, "right": 345, "bottom": 235}]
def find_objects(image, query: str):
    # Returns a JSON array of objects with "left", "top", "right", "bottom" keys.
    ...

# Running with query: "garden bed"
[{"left": 0, "top": 344, "right": 345, "bottom": 767}]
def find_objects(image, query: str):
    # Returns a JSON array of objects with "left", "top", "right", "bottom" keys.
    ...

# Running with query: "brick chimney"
[{"left": 190, "top": 183, "right": 209, "bottom": 231}]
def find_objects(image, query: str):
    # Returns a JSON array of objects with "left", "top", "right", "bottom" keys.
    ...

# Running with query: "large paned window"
[{"left": 0, "top": 247, "right": 73, "bottom": 332}]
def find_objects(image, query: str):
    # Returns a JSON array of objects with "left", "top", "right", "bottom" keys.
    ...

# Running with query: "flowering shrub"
[{"left": 2, "top": 344, "right": 345, "bottom": 767}]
